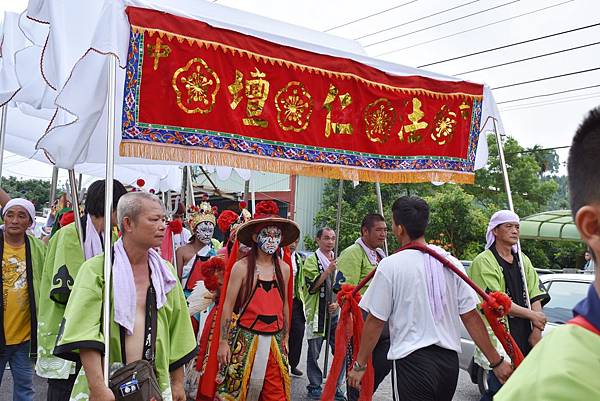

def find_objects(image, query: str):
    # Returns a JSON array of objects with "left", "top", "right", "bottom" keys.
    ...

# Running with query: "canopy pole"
[
  {"left": 49, "top": 167, "right": 59, "bottom": 205},
  {"left": 324, "top": 179, "right": 344, "bottom": 379},
  {"left": 186, "top": 166, "right": 196, "bottom": 207},
  {"left": 492, "top": 118, "right": 531, "bottom": 309},
  {"left": 68, "top": 170, "right": 85, "bottom": 253},
  {"left": 102, "top": 55, "right": 118, "bottom": 384},
  {"left": 0, "top": 105, "right": 7, "bottom": 183},
  {"left": 375, "top": 182, "right": 388, "bottom": 255}
]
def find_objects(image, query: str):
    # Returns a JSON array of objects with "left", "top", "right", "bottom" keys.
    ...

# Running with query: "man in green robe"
[
  {"left": 495, "top": 106, "right": 600, "bottom": 401},
  {"left": 54, "top": 191, "right": 197, "bottom": 401},
  {"left": 303, "top": 227, "right": 345, "bottom": 401},
  {"left": 0, "top": 198, "right": 46, "bottom": 401},
  {"left": 469, "top": 210, "right": 550, "bottom": 401},
  {"left": 36, "top": 179, "right": 128, "bottom": 400},
  {"left": 336, "top": 214, "right": 389, "bottom": 401}
]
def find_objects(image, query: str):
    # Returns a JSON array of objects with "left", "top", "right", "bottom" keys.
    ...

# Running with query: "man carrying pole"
[
  {"left": 469, "top": 210, "right": 549, "bottom": 401},
  {"left": 303, "top": 227, "right": 346, "bottom": 401},
  {"left": 347, "top": 196, "right": 513, "bottom": 401},
  {"left": 53, "top": 191, "right": 197, "bottom": 401},
  {"left": 36, "top": 179, "right": 127, "bottom": 400}
]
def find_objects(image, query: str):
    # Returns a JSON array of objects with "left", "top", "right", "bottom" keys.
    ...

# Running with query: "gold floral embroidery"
[
  {"left": 363, "top": 98, "right": 397, "bottom": 144},
  {"left": 275, "top": 81, "right": 313, "bottom": 132},
  {"left": 431, "top": 105, "right": 457, "bottom": 146},
  {"left": 172, "top": 58, "right": 220, "bottom": 114}
]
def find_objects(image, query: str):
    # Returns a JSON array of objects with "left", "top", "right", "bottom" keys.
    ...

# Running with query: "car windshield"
[{"left": 544, "top": 280, "right": 590, "bottom": 324}]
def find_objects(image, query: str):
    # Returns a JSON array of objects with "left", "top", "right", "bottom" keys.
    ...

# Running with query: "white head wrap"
[
  {"left": 2, "top": 198, "right": 36, "bottom": 230},
  {"left": 486, "top": 210, "right": 520, "bottom": 253}
]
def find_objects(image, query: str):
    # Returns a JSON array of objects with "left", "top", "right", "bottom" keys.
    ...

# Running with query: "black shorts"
[{"left": 391, "top": 345, "right": 459, "bottom": 401}]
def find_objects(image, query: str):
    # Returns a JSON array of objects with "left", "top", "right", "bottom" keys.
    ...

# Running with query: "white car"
[{"left": 459, "top": 272, "right": 595, "bottom": 395}]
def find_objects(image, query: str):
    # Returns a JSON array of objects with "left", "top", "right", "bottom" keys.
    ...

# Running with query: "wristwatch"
[{"left": 353, "top": 360, "right": 367, "bottom": 372}]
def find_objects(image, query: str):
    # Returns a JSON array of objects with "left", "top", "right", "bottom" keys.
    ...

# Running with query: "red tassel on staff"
[
  {"left": 196, "top": 241, "right": 240, "bottom": 401},
  {"left": 321, "top": 285, "right": 375, "bottom": 401}
]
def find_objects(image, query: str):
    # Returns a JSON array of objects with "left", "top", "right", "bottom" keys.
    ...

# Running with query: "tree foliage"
[
  {"left": 311, "top": 134, "right": 579, "bottom": 268},
  {"left": 2, "top": 176, "right": 51, "bottom": 211}
]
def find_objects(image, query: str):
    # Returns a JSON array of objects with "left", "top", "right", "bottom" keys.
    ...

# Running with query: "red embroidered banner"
[{"left": 121, "top": 7, "right": 484, "bottom": 183}]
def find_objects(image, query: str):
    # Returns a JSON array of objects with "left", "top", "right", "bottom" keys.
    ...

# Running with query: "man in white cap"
[
  {"left": 0, "top": 198, "right": 47, "bottom": 401},
  {"left": 469, "top": 210, "right": 549, "bottom": 401}
]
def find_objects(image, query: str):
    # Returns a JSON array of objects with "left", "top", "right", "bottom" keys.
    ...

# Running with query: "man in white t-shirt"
[{"left": 347, "top": 196, "right": 513, "bottom": 401}]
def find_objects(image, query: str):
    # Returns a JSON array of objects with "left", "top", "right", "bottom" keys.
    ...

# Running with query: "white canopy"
[
  {"left": 22, "top": 0, "right": 500, "bottom": 176},
  {"left": 0, "top": 10, "right": 248, "bottom": 189}
]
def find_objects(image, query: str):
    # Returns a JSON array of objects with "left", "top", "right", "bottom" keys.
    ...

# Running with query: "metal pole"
[
  {"left": 492, "top": 118, "right": 531, "bottom": 308},
  {"left": 324, "top": 179, "right": 344, "bottom": 379},
  {"left": 186, "top": 166, "right": 196, "bottom": 207},
  {"left": 334, "top": 180, "right": 344, "bottom": 256},
  {"left": 68, "top": 170, "right": 85, "bottom": 253},
  {"left": 375, "top": 182, "right": 388, "bottom": 254},
  {"left": 181, "top": 167, "right": 188, "bottom": 209},
  {"left": 251, "top": 180, "right": 256, "bottom": 214},
  {"left": 102, "top": 55, "right": 117, "bottom": 384},
  {"left": 49, "top": 167, "right": 59, "bottom": 205},
  {"left": 0, "top": 105, "right": 8, "bottom": 183}
]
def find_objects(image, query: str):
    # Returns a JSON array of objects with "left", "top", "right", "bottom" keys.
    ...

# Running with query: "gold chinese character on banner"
[
  {"left": 275, "top": 81, "right": 313, "bottom": 132},
  {"left": 399, "top": 98, "right": 428, "bottom": 143},
  {"left": 228, "top": 68, "right": 270, "bottom": 128},
  {"left": 459, "top": 100, "right": 471, "bottom": 120},
  {"left": 363, "top": 98, "right": 396, "bottom": 144},
  {"left": 172, "top": 57, "right": 220, "bottom": 114},
  {"left": 323, "top": 84, "right": 353, "bottom": 138},
  {"left": 431, "top": 105, "right": 457, "bottom": 146},
  {"left": 147, "top": 37, "right": 171, "bottom": 70}
]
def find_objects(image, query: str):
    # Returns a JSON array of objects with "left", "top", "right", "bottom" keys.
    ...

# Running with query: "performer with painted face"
[
  {"left": 215, "top": 200, "right": 298, "bottom": 401},
  {"left": 175, "top": 201, "right": 218, "bottom": 291}
]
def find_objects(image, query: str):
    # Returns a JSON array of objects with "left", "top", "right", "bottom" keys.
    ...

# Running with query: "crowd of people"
[{"left": 0, "top": 107, "right": 598, "bottom": 401}]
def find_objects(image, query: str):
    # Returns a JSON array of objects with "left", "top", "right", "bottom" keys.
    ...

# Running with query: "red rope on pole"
[{"left": 333, "top": 242, "right": 524, "bottom": 400}]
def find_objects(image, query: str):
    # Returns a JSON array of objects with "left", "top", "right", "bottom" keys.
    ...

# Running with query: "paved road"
[{"left": 2, "top": 361, "right": 480, "bottom": 401}]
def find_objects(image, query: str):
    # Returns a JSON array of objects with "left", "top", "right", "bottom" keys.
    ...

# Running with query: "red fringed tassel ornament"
[
  {"left": 321, "top": 285, "right": 374, "bottom": 401},
  {"left": 482, "top": 291, "right": 524, "bottom": 366}
]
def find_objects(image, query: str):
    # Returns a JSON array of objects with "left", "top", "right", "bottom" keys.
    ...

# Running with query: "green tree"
[
  {"left": 463, "top": 135, "right": 558, "bottom": 217},
  {"left": 424, "top": 186, "right": 487, "bottom": 260},
  {"left": 311, "top": 134, "right": 577, "bottom": 268},
  {"left": 2, "top": 176, "right": 51, "bottom": 211}
]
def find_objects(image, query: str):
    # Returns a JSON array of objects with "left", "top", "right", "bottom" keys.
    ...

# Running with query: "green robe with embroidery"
[
  {"left": 54, "top": 254, "right": 197, "bottom": 401},
  {"left": 337, "top": 243, "right": 376, "bottom": 295},
  {"left": 303, "top": 254, "right": 327, "bottom": 339},
  {"left": 36, "top": 222, "right": 118, "bottom": 379},
  {"left": 495, "top": 324, "right": 600, "bottom": 401},
  {"left": 468, "top": 249, "right": 549, "bottom": 368},
  {"left": 36, "top": 223, "right": 85, "bottom": 378}
]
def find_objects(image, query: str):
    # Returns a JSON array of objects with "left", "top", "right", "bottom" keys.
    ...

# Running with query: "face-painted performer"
[
  {"left": 175, "top": 200, "right": 219, "bottom": 291},
  {"left": 213, "top": 201, "right": 299, "bottom": 401}
]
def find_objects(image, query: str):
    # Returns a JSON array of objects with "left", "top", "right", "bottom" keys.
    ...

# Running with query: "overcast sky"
[{"left": 2, "top": 0, "right": 598, "bottom": 181}]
